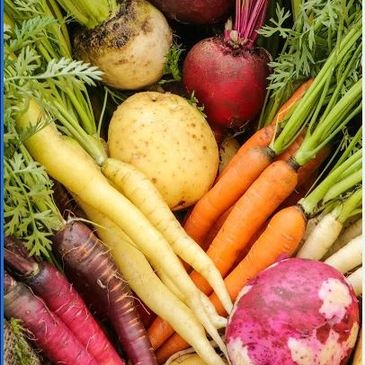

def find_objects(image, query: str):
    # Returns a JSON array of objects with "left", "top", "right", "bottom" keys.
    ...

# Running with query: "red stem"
[{"left": 229, "top": 0, "right": 269, "bottom": 47}]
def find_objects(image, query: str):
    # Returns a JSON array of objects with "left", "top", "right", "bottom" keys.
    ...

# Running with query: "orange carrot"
[
  {"left": 156, "top": 335, "right": 187, "bottom": 364},
  {"left": 222, "top": 79, "right": 314, "bottom": 177},
  {"left": 209, "top": 205, "right": 307, "bottom": 313},
  {"left": 202, "top": 207, "right": 233, "bottom": 250},
  {"left": 184, "top": 79, "right": 313, "bottom": 246},
  {"left": 279, "top": 171, "right": 318, "bottom": 209},
  {"left": 231, "top": 219, "right": 269, "bottom": 268},
  {"left": 189, "top": 160, "right": 298, "bottom": 294},
  {"left": 184, "top": 146, "right": 274, "bottom": 245},
  {"left": 270, "top": 80, "right": 314, "bottom": 125},
  {"left": 149, "top": 160, "right": 298, "bottom": 349},
  {"left": 296, "top": 145, "right": 331, "bottom": 187},
  {"left": 156, "top": 206, "right": 307, "bottom": 363}
]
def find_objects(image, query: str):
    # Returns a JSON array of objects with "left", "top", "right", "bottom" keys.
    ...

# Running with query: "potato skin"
[{"left": 108, "top": 92, "right": 219, "bottom": 210}]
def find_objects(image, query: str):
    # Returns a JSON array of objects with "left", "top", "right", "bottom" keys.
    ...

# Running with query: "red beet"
[
  {"left": 149, "top": 0, "right": 234, "bottom": 24},
  {"left": 183, "top": 0, "right": 271, "bottom": 128}
]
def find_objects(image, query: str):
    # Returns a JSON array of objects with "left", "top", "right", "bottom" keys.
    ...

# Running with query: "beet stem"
[{"left": 229, "top": 0, "right": 269, "bottom": 47}]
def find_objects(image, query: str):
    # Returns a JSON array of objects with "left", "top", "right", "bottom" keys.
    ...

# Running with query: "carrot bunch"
[{"left": 147, "top": 19, "right": 362, "bottom": 361}]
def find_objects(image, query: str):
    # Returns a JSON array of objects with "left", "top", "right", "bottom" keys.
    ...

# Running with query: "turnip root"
[
  {"left": 183, "top": 0, "right": 270, "bottom": 128},
  {"left": 108, "top": 92, "right": 219, "bottom": 210},
  {"left": 226, "top": 258, "right": 359, "bottom": 365},
  {"left": 149, "top": 0, "right": 233, "bottom": 24},
  {"left": 72, "top": 0, "right": 172, "bottom": 90}
]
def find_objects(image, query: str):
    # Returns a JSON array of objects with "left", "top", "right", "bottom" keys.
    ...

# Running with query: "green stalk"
[
  {"left": 323, "top": 170, "right": 362, "bottom": 202},
  {"left": 333, "top": 128, "right": 361, "bottom": 170},
  {"left": 294, "top": 81, "right": 361, "bottom": 166},
  {"left": 337, "top": 189, "right": 362, "bottom": 224},
  {"left": 64, "top": 88, "right": 96, "bottom": 135},
  {"left": 300, "top": 149, "right": 361, "bottom": 215},
  {"left": 55, "top": 0, "right": 118, "bottom": 28},
  {"left": 51, "top": 100, "right": 106, "bottom": 164},
  {"left": 46, "top": 0, "right": 72, "bottom": 52},
  {"left": 272, "top": 21, "right": 361, "bottom": 154},
  {"left": 291, "top": 0, "right": 301, "bottom": 22}
]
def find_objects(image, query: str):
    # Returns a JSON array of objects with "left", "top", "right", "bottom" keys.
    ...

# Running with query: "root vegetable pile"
[{"left": 3, "top": 0, "right": 362, "bottom": 364}]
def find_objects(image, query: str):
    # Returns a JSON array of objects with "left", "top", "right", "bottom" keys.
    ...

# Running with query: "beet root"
[
  {"left": 149, "top": 0, "right": 234, "bottom": 24},
  {"left": 183, "top": 37, "right": 270, "bottom": 128}
]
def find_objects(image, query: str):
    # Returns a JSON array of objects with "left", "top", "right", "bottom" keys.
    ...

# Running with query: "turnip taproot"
[
  {"left": 108, "top": 92, "right": 219, "bottom": 210},
  {"left": 57, "top": 0, "right": 172, "bottom": 89},
  {"left": 149, "top": 0, "right": 233, "bottom": 24},
  {"left": 183, "top": 0, "right": 270, "bottom": 128},
  {"left": 226, "top": 258, "right": 359, "bottom": 365}
]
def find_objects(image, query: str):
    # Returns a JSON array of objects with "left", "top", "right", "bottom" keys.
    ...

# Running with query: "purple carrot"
[
  {"left": 4, "top": 271, "right": 98, "bottom": 365},
  {"left": 4, "top": 239, "right": 125, "bottom": 365},
  {"left": 53, "top": 221, "right": 157, "bottom": 365}
]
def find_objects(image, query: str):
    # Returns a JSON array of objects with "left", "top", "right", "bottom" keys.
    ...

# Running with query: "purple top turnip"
[
  {"left": 183, "top": 0, "right": 271, "bottom": 129},
  {"left": 226, "top": 258, "right": 359, "bottom": 365}
]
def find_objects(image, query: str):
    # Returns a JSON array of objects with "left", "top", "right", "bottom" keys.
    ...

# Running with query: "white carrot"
[
  {"left": 347, "top": 266, "right": 362, "bottom": 297},
  {"left": 297, "top": 189, "right": 361, "bottom": 260},
  {"left": 325, "top": 235, "right": 362, "bottom": 274},
  {"left": 16, "top": 100, "right": 227, "bottom": 359},
  {"left": 78, "top": 201, "right": 226, "bottom": 365},
  {"left": 324, "top": 218, "right": 362, "bottom": 259},
  {"left": 297, "top": 210, "right": 343, "bottom": 260},
  {"left": 101, "top": 158, "right": 233, "bottom": 314}
]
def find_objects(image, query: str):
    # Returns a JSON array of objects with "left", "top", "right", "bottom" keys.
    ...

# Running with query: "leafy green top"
[
  {"left": 4, "top": 10, "right": 102, "bottom": 257},
  {"left": 258, "top": 0, "right": 362, "bottom": 127}
]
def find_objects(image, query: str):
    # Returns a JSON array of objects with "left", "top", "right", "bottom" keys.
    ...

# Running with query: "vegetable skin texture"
[
  {"left": 75, "top": 0, "right": 172, "bottom": 90},
  {"left": 190, "top": 160, "right": 298, "bottom": 294},
  {"left": 155, "top": 206, "right": 306, "bottom": 362},
  {"left": 108, "top": 91, "right": 219, "bottom": 210},
  {"left": 4, "top": 244, "right": 124, "bottom": 365},
  {"left": 183, "top": 37, "right": 270, "bottom": 128},
  {"left": 53, "top": 221, "right": 157, "bottom": 365},
  {"left": 77, "top": 201, "right": 226, "bottom": 365},
  {"left": 149, "top": 0, "right": 233, "bottom": 24},
  {"left": 16, "top": 100, "right": 224, "bottom": 352},
  {"left": 184, "top": 146, "right": 274, "bottom": 245},
  {"left": 4, "top": 272, "right": 98, "bottom": 365},
  {"left": 324, "top": 219, "right": 362, "bottom": 259},
  {"left": 101, "top": 158, "right": 232, "bottom": 313},
  {"left": 324, "top": 235, "right": 362, "bottom": 274},
  {"left": 297, "top": 211, "right": 343, "bottom": 260},
  {"left": 226, "top": 258, "right": 359, "bottom": 365},
  {"left": 185, "top": 78, "right": 313, "bottom": 245},
  {"left": 347, "top": 267, "right": 362, "bottom": 297}
]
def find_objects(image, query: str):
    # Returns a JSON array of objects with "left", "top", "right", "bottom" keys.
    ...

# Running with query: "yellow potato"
[{"left": 108, "top": 92, "right": 219, "bottom": 210}]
